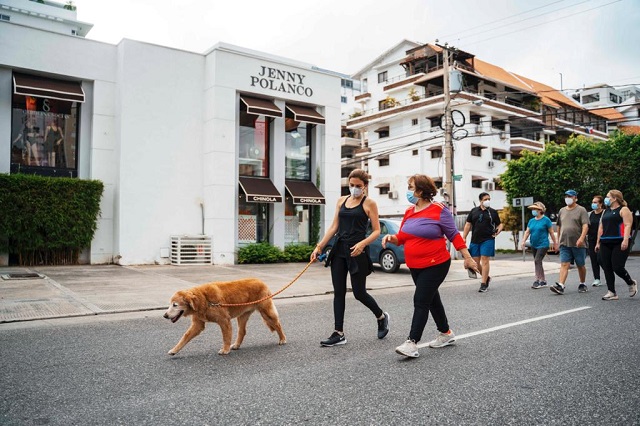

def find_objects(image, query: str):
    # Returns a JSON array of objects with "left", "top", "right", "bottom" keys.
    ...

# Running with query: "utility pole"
[
  {"left": 441, "top": 44, "right": 457, "bottom": 259},
  {"left": 442, "top": 45, "right": 455, "bottom": 215}
]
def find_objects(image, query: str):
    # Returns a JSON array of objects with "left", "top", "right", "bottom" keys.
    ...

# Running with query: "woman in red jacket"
[{"left": 383, "top": 174, "right": 478, "bottom": 358}]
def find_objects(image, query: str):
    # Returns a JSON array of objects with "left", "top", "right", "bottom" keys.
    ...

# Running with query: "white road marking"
[{"left": 417, "top": 306, "right": 592, "bottom": 348}]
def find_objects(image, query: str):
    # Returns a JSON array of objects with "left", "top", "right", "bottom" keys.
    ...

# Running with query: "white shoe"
[
  {"left": 428, "top": 330, "right": 456, "bottom": 348},
  {"left": 602, "top": 291, "right": 619, "bottom": 301},
  {"left": 395, "top": 340, "right": 419, "bottom": 358},
  {"left": 592, "top": 279, "right": 602, "bottom": 287},
  {"left": 629, "top": 279, "right": 638, "bottom": 297}
]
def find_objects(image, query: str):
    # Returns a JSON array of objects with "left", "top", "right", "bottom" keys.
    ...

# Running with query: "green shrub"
[
  {"left": 0, "top": 173, "right": 103, "bottom": 265},
  {"left": 283, "top": 244, "right": 314, "bottom": 262},
  {"left": 237, "top": 243, "right": 284, "bottom": 264}
]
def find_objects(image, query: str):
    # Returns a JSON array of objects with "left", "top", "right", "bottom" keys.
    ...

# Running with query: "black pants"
[
  {"left": 587, "top": 239, "right": 601, "bottom": 280},
  {"left": 599, "top": 241, "right": 633, "bottom": 293},
  {"left": 330, "top": 254, "right": 383, "bottom": 332},
  {"left": 408, "top": 259, "right": 451, "bottom": 343}
]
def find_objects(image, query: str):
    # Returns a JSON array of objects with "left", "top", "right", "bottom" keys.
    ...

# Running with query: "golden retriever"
[{"left": 163, "top": 278, "right": 286, "bottom": 355}]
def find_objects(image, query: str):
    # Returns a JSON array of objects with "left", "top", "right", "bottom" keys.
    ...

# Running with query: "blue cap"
[{"left": 565, "top": 189, "right": 577, "bottom": 197}]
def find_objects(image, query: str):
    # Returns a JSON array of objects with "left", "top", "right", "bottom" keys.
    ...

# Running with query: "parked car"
[{"left": 323, "top": 219, "right": 405, "bottom": 273}]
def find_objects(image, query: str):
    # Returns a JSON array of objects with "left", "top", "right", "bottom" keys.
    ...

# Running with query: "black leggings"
[
  {"left": 587, "top": 239, "right": 601, "bottom": 280},
  {"left": 330, "top": 255, "right": 383, "bottom": 332},
  {"left": 599, "top": 241, "right": 633, "bottom": 293},
  {"left": 408, "top": 259, "right": 451, "bottom": 343}
]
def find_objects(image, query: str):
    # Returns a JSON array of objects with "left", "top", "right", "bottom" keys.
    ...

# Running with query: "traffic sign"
[{"left": 453, "top": 174, "right": 462, "bottom": 181}]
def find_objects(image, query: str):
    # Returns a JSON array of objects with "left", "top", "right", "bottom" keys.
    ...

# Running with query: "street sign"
[
  {"left": 453, "top": 174, "right": 462, "bottom": 181},
  {"left": 512, "top": 197, "right": 534, "bottom": 207}
]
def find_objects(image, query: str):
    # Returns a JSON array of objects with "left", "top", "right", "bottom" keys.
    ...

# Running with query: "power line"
[
  {"left": 461, "top": 0, "right": 623, "bottom": 47},
  {"left": 438, "top": 0, "right": 569, "bottom": 40}
]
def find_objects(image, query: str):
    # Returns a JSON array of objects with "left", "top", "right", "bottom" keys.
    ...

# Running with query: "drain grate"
[{"left": 1, "top": 273, "right": 46, "bottom": 280}]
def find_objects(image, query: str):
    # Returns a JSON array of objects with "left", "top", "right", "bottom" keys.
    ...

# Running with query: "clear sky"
[{"left": 72, "top": 0, "right": 639, "bottom": 94}]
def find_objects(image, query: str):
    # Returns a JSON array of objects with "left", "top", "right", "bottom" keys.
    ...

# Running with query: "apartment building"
[
  {"left": 342, "top": 41, "right": 623, "bottom": 219},
  {"left": 571, "top": 84, "right": 640, "bottom": 130}
]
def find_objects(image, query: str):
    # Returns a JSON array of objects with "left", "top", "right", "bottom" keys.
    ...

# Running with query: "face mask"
[
  {"left": 532, "top": 210, "right": 539, "bottom": 217},
  {"left": 604, "top": 197, "right": 612, "bottom": 207},
  {"left": 406, "top": 190, "right": 419, "bottom": 205},
  {"left": 482, "top": 200, "right": 491, "bottom": 208},
  {"left": 349, "top": 186, "right": 363, "bottom": 198},
  {"left": 591, "top": 203, "right": 599, "bottom": 210},
  {"left": 564, "top": 197, "right": 574, "bottom": 206}
]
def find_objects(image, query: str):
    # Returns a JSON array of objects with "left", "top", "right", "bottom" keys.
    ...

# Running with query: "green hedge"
[
  {"left": 237, "top": 243, "right": 315, "bottom": 264},
  {"left": 0, "top": 173, "right": 104, "bottom": 265}
]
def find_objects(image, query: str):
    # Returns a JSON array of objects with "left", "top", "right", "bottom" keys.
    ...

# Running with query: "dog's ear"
[{"left": 182, "top": 290, "right": 199, "bottom": 311}]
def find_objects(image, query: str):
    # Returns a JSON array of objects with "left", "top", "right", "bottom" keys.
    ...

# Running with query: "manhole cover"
[{"left": 1, "top": 273, "right": 46, "bottom": 280}]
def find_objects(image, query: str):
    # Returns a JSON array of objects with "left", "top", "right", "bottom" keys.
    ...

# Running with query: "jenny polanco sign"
[{"left": 251, "top": 66, "right": 313, "bottom": 97}]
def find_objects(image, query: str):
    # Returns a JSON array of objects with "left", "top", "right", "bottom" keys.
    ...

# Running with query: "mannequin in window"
[
  {"left": 44, "top": 118, "right": 65, "bottom": 167},
  {"left": 12, "top": 117, "right": 40, "bottom": 166}
]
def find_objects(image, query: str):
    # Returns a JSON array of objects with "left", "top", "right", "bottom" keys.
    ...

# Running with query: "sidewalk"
[{"left": 0, "top": 254, "right": 559, "bottom": 324}]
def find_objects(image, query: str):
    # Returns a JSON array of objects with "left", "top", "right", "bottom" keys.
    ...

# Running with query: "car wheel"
[{"left": 379, "top": 249, "right": 399, "bottom": 273}]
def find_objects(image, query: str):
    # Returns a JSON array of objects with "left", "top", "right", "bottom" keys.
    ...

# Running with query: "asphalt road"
[{"left": 1, "top": 265, "right": 639, "bottom": 426}]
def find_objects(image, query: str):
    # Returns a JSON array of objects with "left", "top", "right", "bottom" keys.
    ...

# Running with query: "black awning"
[
  {"left": 239, "top": 177, "right": 283, "bottom": 203},
  {"left": 240, "top": 96, "right": 282, "bottom": 118},
  {"left": 13, "top": 73, "right": 85, "bottom": 103},
  {"left": 286, "top": 104, "right": 325, "bottom": 125},
  {"left": 285, "top": 180, "right": 325, "bottom": 205}
]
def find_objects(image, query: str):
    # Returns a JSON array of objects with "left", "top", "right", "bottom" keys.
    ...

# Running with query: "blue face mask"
[
  {"left": 532, "top": 210, "right": 539, "bottom": 217},
  {"left": 604, "top": 197, "right": 611, "bottom": 207},
  {"left": 591, "top": 203, "right": 599, "bottom": 210},
  {"left": 406, "top": 190, "right": 419, "bottom": 205}
]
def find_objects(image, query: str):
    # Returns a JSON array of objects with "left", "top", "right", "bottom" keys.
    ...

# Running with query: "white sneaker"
[
  {"left": 602, "top": 291, "right": 619, "bottom": 301},
  {"left": 629, "top": 279, "right": 638, "bottom": 297},
  {"left": 395, "top": 340, "right": 419, "bottom": 358},
  {"left": 428, "top": 330, "right": 456, "bottom": 348},
  {"left": 592, "top": 279, "right": 602, "bottom": 287}
]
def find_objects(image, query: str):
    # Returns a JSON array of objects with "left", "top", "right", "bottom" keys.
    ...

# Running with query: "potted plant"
[{"left": 408, "top": 88, "right": 421, "bottom": 102}]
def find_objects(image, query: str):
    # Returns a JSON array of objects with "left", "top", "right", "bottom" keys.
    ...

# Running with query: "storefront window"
[
  {"left": 239, "top": 111, "right": 270, "bottom": 177},
  {"left": 10, "top": 94, "right": 79, "bottom": 177},
  {"left": 238, "top": 198, "right": 269, "bottom": 244},
  {"left": 285, "top": 121, "right": 311, "bottom": 180},
  {"left": 285, "top": 197, "right": 311, "bottom": 245}
]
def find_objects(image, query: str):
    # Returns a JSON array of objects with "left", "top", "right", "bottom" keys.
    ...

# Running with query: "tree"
[
  {"left": 500, "top": 133, "right": 640, "bottom": 217},
  {"left": 499, "top": 205, "right": 523, "bottom": 250}
]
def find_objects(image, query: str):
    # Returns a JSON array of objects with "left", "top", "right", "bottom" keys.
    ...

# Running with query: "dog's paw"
[
  {"left": 278, "top": 339, "right": 287, "bottom": 345},
  {"left": 218, "top": 348, "right": 231, "bottom": 355},
  {"left": 168, "top": 350, "right": 176, "bottom": 356},
  {"left": 231, "top": 344, "right": 240, "bottom": 350}
]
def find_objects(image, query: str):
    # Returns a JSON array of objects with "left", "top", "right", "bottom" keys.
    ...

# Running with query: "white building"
[
  {"left": 1, "top": 0, "right": 342, "bottom": 266},
  {"left": 342, "top": 41, "right": 621, "bottom": 220},
  {"left": 571, "top": 84, "right": 640, "bottom": 129}
]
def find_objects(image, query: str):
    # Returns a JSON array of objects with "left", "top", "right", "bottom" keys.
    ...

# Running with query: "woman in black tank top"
[
  {"left": 595, "top": 190, "right": 637, "bottom": 300},
  {"left": 310, "top": 169, "right": 389, "bottom": 347}
]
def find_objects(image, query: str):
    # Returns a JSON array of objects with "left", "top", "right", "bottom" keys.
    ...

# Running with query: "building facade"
[
  {"left": 1, "top": 1, "right": 342, "bottom": 266},
  {"left": 342, "top": 41, "right": 620, "bottom": 220}
]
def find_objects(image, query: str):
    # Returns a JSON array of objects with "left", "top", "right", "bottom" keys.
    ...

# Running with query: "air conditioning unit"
[
  {"left": 482, "top": 181, "right": 495, "bottom": 191},
  {"left": 500, "top": 131, "right": 507, "bottom": 140},
  {"left": 475, "top": 125, "right": 484, "bottom": 134},
  {"left": 487, "top": 160, "right": 495, "bottom": 168},
  {"left": 388, "top": 191, "right": 398, "bottom": 199},
  {"left": 170, "top": 235, "right": 213, "bottom": 265}
]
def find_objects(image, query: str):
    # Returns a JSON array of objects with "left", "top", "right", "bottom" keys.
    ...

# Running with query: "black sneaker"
[
  {"left": 377, "top": 312, "right": 390, "bottom": 339},
  {"left": 479, "top": 284, "right": 488, "bottom": 293},
  {"left": 538, "top": 281, "right": 548, "bottom": 288},
  {"left": 532, "top": 280, "right": 541, "bottom": 289},
  {"left": 578, "top": 284, "right": 588, "bottom": 293},
  {"left": 550, "top": 282, "right": 565, "bottom": 295},
  {"left": 321, "top": 332, "right": 346, "bottom": 347}
]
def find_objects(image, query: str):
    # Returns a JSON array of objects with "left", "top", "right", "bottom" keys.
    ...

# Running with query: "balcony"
[
  {"left": 510, "top": 137, "right": 544, "bottom": 153},
  {"left": 341, "top": 136, "right": 361, "bottom": 147},
  {"left": 383, "top": 73, "right": 427, "bottom": 93}
]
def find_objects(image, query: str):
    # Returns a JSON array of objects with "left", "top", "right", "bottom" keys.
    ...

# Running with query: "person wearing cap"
[
  {"left": 595, "top": 189, "right": 638, "bottom": 300},
  {"left": 550, "top": 190, "right": 590, "bottom": 295},
  {"left": 521, "top": 201, "right": 558, "bottom": 289},
  {"left": 463, "top": 192, "right": 503, "bottom": 293}
]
